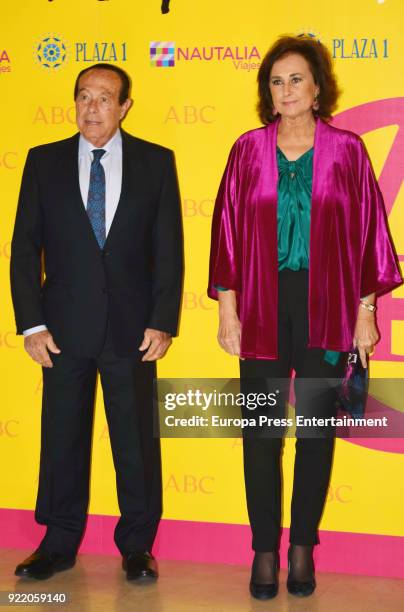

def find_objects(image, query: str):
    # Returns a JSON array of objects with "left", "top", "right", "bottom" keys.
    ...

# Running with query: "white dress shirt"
[{"left": 23, "top": 129, "right": 123, "bottom": 337}]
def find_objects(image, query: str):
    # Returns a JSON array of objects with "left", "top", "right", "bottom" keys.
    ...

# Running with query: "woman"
[{"left": 208, "top": 36, "right": 401, "bottom": 599}]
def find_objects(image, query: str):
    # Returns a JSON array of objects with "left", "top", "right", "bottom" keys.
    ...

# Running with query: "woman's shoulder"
[
  {"left": 323, "top": 119, "right": 364, "bottom": 149},
  {"left": 229, "top": 124, "right": 274, "bottom": 155},
  {"left": 236, "top": 124, "right": 271, "bottom": 140}
]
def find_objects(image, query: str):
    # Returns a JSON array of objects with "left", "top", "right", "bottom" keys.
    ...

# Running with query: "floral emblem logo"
[
  {"left": 34, "top": 34, "right": 69, "bottom": 71},
  {"left": 296, "top": 29, "right": 325, "bottom": 44}
]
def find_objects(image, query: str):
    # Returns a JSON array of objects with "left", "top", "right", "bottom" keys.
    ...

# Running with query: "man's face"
[{"left": 75, "top": 69, "right": 131, "bottom": 147}]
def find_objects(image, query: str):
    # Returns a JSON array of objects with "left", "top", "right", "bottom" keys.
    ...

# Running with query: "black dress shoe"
[
  {"left": 287, "top": 545, "right": 316, "bottom": 597},
  {"left": 249, "top": 552, "right": 279, "bottom": 600},
  {"left": 15, "top": 550, "right": 76, "bottom": 580},
  {"left": 122, "top": 551, "right": 158, "bottom": 582}
]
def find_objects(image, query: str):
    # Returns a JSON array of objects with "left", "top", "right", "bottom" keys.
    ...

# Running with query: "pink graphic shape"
[
  {"left": 334, "top": 100, "right": 404, "bottom": 363},
  {"left": 1, "top": 509, "right": 403, "bottom": 579}
]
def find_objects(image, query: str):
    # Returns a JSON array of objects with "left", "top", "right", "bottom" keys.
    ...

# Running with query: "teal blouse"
[
  {"left": 216, "top": 145, "right": 340, "bottom": 365},
  {"left": 277, "top": 146, "right": 312, "bottom": 270}
]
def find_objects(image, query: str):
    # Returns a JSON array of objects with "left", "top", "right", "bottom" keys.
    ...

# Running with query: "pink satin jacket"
[{"left": 208, "top": 118, "right": 402, "bottom": 359}]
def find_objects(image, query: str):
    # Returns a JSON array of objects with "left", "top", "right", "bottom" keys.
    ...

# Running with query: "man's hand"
[
  {"left": 24, "top": 330, "right": 61, "bottom": 368},
  {"left": 139, "top": 328, "right": 172, "bottom": 361}
]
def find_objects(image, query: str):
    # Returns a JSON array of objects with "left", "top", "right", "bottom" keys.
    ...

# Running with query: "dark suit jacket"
[{"left": 10, "top": 130, "right": 183, "bottom": 358}]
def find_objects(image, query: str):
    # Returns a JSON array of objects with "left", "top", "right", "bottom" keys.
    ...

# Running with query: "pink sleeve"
[
  {"left": 208, "top": 140, "right": 242, "bottom": 300},
  {"left": 357, "top": 139, "right": 402, "bottom": 297}
]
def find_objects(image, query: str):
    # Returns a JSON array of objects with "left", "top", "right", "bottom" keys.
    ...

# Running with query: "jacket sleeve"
[
  {"left": 356, "top": 139, "right": 402, "bottom": 297},
  {"left": 208, "top": 140, "right": 241, "bottom": 301},
  {"left": 10, "top": 149, "right": 45, "bottom": 334},
  {"left": 147, "top": 150, "right": 184, "bottom": 336}
]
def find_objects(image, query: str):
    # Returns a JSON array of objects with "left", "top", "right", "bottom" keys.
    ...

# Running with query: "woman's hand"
[
  {"left": 353, "top": 309, "right": 379, "bottom": 368},
  {"left": 217, "top": 289, "right": 242, "bottom": 356}
]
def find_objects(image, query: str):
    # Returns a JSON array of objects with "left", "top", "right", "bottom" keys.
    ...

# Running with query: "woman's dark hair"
[
  {"left": 257, "top": 35, "right": 340, "bottom": 124},
  {"left": 74, "top": 63, "right": 131, "bottom": 105}
]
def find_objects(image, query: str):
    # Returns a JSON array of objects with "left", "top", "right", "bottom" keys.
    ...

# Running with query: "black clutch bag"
[{"left": 336, "top": 349, "right": 369, "bottom": 419}]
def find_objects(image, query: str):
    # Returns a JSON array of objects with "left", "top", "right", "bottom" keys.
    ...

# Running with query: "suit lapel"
[
  {"left": 57, "top": 130, "right": 144, "bottom": 251},
  {"left": 55, "top": 133, "right": 103, "bottom": 250},
  {"left": 58, "top": 132, "right": 82, "bottom": 209},
  {"left": 103, "top": 130, "right": 143, "bottom": 250}
]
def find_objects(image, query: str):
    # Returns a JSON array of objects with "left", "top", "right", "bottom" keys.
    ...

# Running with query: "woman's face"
[{"left": 269, "top": 53, "right": 319, "bottom": 120}]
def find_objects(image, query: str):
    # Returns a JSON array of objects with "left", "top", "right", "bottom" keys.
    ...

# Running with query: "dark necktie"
[{"left": 87, "top": 149, "right": 106, "bottom": 249}]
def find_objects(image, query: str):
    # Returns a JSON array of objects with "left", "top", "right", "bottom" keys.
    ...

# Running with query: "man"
[{"left": 10, "top": 64, "right": 183, "bottom": 581}]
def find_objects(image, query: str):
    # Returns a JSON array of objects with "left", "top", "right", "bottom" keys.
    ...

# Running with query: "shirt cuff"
[
  {"left": 23, "top": 325, "right": 48, "bottom": 337},
  {"left": 214, "top": 285, "right": 229, "bottom": 291}
]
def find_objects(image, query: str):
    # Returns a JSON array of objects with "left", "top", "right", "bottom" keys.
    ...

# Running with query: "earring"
[{"left": 313, "top": 95, "right": 319, "bottom": 111}]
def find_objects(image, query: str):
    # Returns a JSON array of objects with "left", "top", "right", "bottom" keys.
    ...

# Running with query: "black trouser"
[
  {"left": 240, "top": 269, "right": 347, "bottom": 551},
  {"left": 35, "top": 324, "right": 161, "bottom": 556}
]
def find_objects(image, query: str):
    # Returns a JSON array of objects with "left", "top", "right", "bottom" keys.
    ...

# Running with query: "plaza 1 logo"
[
  {"left": 296, "top": 30, "right": 389, "bottom": 60},
  {"left": 0, "top": 49, "right": 11, "bottom": 73},
  {"left": 333, "top": 38, "right": 389, "bottom": 59},
  {"left": 34, "top": 35, "right": 69, "bottom": 71},
  {"left": 150, "top": 42, "right": 261, "bottom": 72},
  {"left": 34, "top": 33, "right": 128, "bottom": 71}
]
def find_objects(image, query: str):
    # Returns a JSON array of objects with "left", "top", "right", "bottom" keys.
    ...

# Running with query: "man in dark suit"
[{"left": 10, "top": 63, "right": 183, "bottom": 581}]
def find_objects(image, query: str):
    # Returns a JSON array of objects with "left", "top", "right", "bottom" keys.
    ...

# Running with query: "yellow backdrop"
[{"left": 1, "top": 0, "right": 403, "bottom": 542}]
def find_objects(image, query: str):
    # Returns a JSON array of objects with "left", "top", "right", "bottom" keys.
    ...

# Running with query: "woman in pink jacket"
[{"left": 209, "top": 36, "right": 401, "bottom": 600}]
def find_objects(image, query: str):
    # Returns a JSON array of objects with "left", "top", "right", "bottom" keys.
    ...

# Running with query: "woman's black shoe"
[
  {"left": 287, "top": 545, "right": 316, "bottom": 597},
  {"left": 249, "top": 551, "right": 279, "bottom": 600}
]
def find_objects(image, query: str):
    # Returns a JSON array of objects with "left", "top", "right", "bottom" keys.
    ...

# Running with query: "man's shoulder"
[
  {"left": 121, "top": 131, "right": 173, "bottom": 159},
  {"left": 28, "top": 134, "right": 79, "bottom": 159}
]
